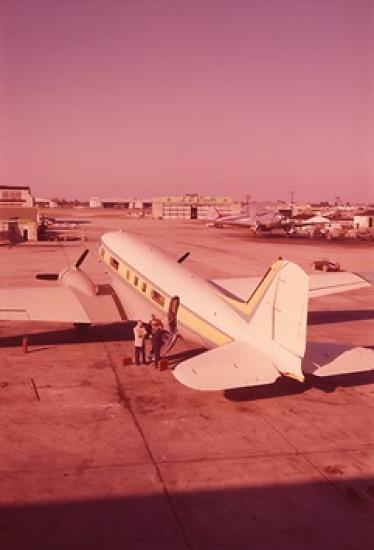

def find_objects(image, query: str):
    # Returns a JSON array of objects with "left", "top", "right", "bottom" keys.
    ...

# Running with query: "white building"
[
  {"left": 353, "top": 211, "right": 374, "bottom": 229},
  {"left": 89, "top": 197, "right": 103, "bottom": 208}
]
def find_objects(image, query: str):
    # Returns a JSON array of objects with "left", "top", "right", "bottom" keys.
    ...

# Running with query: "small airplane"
[{"left": 1, "top": 230, "right": 373, "bottom": 391}]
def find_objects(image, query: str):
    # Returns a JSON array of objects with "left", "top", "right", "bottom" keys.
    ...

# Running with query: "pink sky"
[{"left": 1, "top": 0, "right": 373, "bottom": 202}]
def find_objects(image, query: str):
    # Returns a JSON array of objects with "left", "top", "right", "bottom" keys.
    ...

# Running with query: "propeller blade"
[
  {"left": 36, "top": 273, "right": 59, "bottom": 281},
  {"left": 177, "top": 252, "right": 190, "bottom": 264},
  {"left": 75, "top": 249, "right": 89, "bottom": 269}
]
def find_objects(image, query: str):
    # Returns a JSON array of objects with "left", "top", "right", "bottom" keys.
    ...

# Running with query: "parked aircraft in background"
[
  {"left": 1, "top": 231, "right": 373, "bottom": 391},
  {"left": 206, "top": 206, "right": 293, "bottom": 233}
]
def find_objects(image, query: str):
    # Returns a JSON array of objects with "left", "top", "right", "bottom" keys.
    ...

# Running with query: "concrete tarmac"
[{"left": 1, "top": 212, "right": 374, "bottom": 549}]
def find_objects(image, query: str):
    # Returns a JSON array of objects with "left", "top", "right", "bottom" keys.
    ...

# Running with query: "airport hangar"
[{"left": 151, "top": 194, "right": 242, "bottom": 220}]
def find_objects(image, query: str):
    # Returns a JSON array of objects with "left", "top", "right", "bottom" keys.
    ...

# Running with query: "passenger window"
[
  {"left": 126, "top": 269, "right": 130, "bottom": 280},
  {"left": 110, "top": 257, "right": 119, "bottom": 270},
  {"left": 134, "top": 275, "right": 139, "bottom": 286},
  {"left": 141, "top": 282, "right": 147, "bottom": 293},
  {"left": 151, "top": 289, "right": 165, "bottom": 307}
]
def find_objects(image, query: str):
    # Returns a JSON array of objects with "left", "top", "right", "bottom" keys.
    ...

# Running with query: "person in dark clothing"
[{"left": 152, "top": 325, "right": 163, "bottom": 367}]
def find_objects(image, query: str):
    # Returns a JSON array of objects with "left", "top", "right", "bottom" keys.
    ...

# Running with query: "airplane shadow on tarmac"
[
  {"left": 1, "top": 480, "right": 374, "bottom": 550},
  {"left": 0, "top": 321, "right": 138, "bottom": 347},
  {"left": 2, "top": 309, "right": 374, "bottom": 347},
  {"left": 1, "top": 319, "right": 373, "bottom": 401},
  {"left": 308, "top": 309, "right": 374, "bottom": 324},
  {"left": 224, "top": 370, "right": 374, "bottom": 402}
]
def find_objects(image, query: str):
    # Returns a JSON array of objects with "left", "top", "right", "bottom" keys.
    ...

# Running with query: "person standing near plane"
[{"left": 133, "top": 321, "right": 146, "bottom": 365}]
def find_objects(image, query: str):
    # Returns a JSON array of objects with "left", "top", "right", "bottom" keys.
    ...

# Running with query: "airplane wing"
[
  {"left": 173, "top": 340, "right": 281, "bottom": 391},
  {"left": 0, "top": 286, "right": 125, "bottom": 324},
  {"left": 210, "top": 271, "right": 373, "bottom": 302}
]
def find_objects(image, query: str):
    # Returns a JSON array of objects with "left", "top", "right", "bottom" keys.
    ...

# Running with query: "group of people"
[{"left": 133, "top": 314, "right": 164, "bottom": 366}]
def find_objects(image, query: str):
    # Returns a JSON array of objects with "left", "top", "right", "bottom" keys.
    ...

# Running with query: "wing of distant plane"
[{"left": 210, "top": 271, "right": 374, "bottom": 302}]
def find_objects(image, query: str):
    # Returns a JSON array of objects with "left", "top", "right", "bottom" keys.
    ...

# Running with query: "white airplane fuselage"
[{"left": 100, "top": 231, "right": 252, "bottom": 349}]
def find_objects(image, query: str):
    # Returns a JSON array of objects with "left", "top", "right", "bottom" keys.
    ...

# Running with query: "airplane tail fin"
[
  {"left": 173, "top": 261, "right": 310, "bottom": 391},
  {"left": 245, "top": 260, "right": 309, "bottom": 382},
  {"left": 206, "top": 206, "right": 221, "bottom": 220}
]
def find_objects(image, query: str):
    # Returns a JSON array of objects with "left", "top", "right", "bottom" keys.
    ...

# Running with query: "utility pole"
[
  {"left": 290, "top": 190, "right": 294, "bottom": 213},
  {"left": 245, "top": 194, "right": 251, "bottom": 215}
]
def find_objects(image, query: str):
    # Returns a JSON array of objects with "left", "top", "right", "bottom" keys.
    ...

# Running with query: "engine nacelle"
[{"left": 59, "top": 267, "right": 97, "bottom": 296}]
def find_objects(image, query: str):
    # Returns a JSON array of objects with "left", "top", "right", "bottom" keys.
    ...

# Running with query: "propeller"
[
  {"left": 75, "top": 249, "right": 89, "bottom": 268},
  {"left": 36, "top": 249, "right": 89, "bottom": 281},
  {"left": 177, "top": 251, "right": 190, "bottom": 264},
  {"left": 36, "top": 273, "right": 59, "bottom": 281}
]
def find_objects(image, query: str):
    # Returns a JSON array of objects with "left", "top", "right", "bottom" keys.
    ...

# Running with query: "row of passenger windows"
[{"left": 106, "top": 251, "right": 165, "bottom": 308}]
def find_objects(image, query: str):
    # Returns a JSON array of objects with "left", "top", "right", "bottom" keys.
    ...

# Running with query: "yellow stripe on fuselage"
[
  {"left": 99, "top": 241, "right": 232, "bottom": 347},
  {"left": 215, "top": 260, "right": 285, "bottom": 319}
]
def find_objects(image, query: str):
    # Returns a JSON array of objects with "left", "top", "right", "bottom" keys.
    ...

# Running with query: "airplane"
[
  {"left": 1, "top": 230, "right": 373, "bottom": 391},
  {"left": 206, "top": 206, "right": 293, "bottom": 233}
]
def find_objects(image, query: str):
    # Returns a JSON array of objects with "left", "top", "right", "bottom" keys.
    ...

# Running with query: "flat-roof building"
[{"left": 0, "top": 185, "right": 34, "bottom": 208}]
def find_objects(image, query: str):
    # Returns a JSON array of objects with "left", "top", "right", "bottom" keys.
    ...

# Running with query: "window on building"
[
  {"left": 134, "top": 275, "right": 139, "bottom": 286},
  {"left": 151, "top": 289, "right": 165, "bottom": 307},
  {"left": 126, "top": 269, "right": 130, "bottom": 280},
  {"left": 110, "top": 257, "right": 119, "bottom": 270},
  {"left": 141, "top": 282, "right": 147, "bottom": 293}
]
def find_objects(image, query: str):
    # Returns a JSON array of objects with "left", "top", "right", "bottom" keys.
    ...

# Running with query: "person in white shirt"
[{"left": 133, "top": 321, "right": 146, "bottom": 365}]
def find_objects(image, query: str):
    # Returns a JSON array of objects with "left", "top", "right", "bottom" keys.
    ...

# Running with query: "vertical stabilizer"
[{"left": 247, "top": 261, "right": 309, "bottom": 381}]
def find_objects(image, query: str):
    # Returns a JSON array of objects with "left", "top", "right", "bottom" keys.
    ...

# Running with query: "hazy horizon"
[{"left": 1, "top": 0, "right": 373, "bottom": 202}]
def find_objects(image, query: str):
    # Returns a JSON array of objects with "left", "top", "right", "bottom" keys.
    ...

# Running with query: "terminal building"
[
  {"left": 152, "top": 194, "right": 242, "bottom": 220},
  {"left": 0, "top": 185, "right": 38, "bottom": 242}
]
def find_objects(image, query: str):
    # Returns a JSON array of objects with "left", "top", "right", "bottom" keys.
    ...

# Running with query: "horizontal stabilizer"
[
  {"left": 173, "top": 340, "right": 280, "bottom": 391},
  {"left": 303, "top": 342, "right": 374, "bottom": 377}
]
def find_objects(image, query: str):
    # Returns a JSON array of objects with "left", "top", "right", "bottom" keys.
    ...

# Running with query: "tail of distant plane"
[
  {"left": 173, "top": 260, "right": 309, "bottom": 390},
  {"left": 206, "top": 206, "right": 221, "bottom": 220}
]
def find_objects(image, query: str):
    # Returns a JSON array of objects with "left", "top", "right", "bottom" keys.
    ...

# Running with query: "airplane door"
[{"left": 168, "top": 296, "right": 180, "bottom": 332}]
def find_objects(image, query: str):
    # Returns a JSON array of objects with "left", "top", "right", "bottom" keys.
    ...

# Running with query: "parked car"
[{"left": 312, "top": 259, "right": 341, "bottom": 272}]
